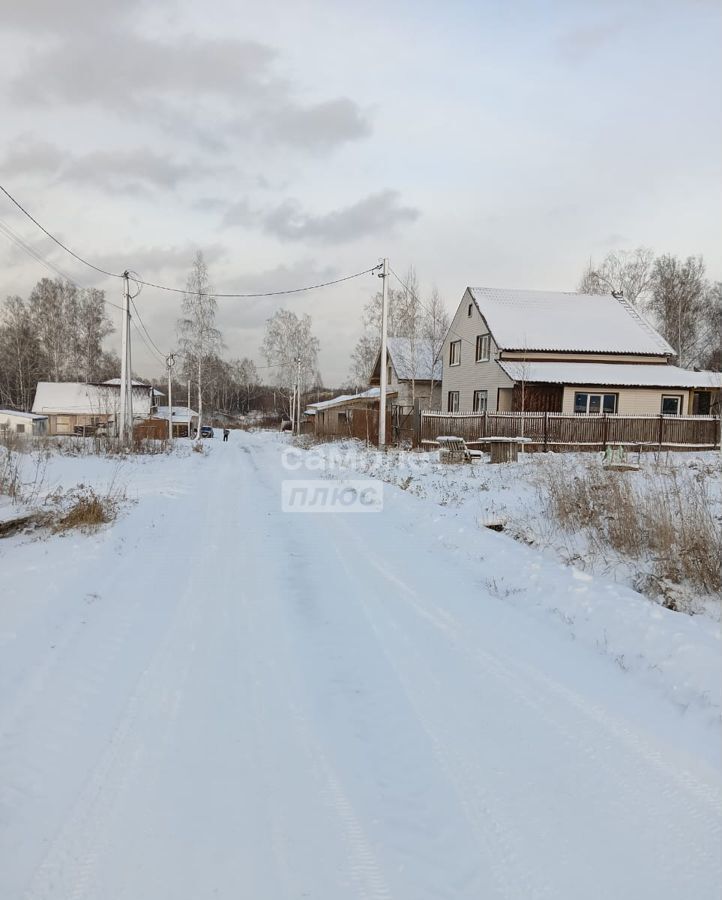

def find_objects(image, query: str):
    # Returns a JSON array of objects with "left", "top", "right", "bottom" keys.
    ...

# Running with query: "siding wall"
[
  {"left": 560, "top": 386, "right": 692, "bottom": 415},
  {"left": 500, "top": 351, "right": 668, "bottom": 363},
  {"left": 441, "top": 289, "right": 514, "bottom": 411}
]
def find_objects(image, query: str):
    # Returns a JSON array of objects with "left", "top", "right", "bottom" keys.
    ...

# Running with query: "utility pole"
[
  {"left": 119, "top": 271, "right": 134, "bottom": 444},
  {"left": 293, "top": 356, "right": 302, "bottom": 435},
  {"left": 166, "top": 352, "right": 176, "bottom": 441},
  {"left": 378, "top": 257, "right": 389, "bottom": 448},
  {"left": 187, "top": 378, "right": 191, "bottom": 438}
]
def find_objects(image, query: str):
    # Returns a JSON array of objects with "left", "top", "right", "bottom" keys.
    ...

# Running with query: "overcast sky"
[{"left": 1, "top": 0, "right": 719, "bottom": 385}]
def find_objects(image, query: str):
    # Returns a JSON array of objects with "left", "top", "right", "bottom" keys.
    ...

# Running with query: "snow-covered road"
[{"left": 1, "top": 432, "right": 720, "bottom": 899}]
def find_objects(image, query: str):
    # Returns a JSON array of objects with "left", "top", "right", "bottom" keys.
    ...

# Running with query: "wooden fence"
[{"left": 419, "top": 411, "right": 721, "bottom": 451}]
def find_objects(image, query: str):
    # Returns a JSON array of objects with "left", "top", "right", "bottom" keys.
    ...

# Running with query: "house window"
[
  {"left": 475, "top": 333, "right": 490, "bottom": 362},
  {"left": 447, "top": 391, "right": 460, "bottom": 412},
  {"left": 574, "top": 392, "right": 618, "bottom": 414},
  {"left": 337, "top": 411, "right": 349, "bottom": 425},
  {"left": 449, "top": 340, "right": 461, "bottom": 366},
  {"left": 661, "top": 395, "right": 682, "bottom": 416},
  {"left": 467, "top": 303, "right": 473, "bottom": 317},
  {"left": 473, "top": 390, "right": 487, "bottom": 413},
  {"left": 16, "top": 423, "right": 25, "bottom": 434}
]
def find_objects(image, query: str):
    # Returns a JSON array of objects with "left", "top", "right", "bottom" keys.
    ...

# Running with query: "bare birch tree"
[
  {"left": 261, "top": 310, "right": 320, "bottom": 417},
  {"left": 648, "top": 254, "right": 706, "bottom": 366},
  {"left": 177, "top": 251, "right": 222, "bottom": 438},
  {"left": 578, "top": 248, "right": 654, "bottom": 305},
  {"left": 422, "top": 285, "right": 450, "bottom": 406}
]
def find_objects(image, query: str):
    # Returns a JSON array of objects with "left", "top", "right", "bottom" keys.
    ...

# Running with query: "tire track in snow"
[
  {"left": 240, "top": 451, "right": 394, "bottom": 900},
  {"left": 19, "top": 473, "right": 223, "bottom": 900},
  {"left": 328, "top": 533, "right": 551, "bottom": 900},
  {"left": 340, "top": 523, "right": 720, "bottom": 893}
]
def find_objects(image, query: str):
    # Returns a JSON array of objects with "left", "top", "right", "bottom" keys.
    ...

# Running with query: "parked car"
[{"left": 200, "top": 425, "right": 214, "bottom": 438}]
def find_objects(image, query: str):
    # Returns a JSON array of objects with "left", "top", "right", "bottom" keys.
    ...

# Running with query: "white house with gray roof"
[
  {"left": 369, "top": 337, "right": 442, "bottom": 409},
  {"left": 441, "top": 287, "right": 721, "bottom": 416},
  {"left": 32, "top": 380, "right": 163, "bottom": 435}
]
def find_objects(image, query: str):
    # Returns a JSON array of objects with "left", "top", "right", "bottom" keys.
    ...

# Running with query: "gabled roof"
[
  {"left": 305, "top": 387, "right": 396, "bottom": 415},
  {"left": 498, "top": 361, "right": 722, "bottom": 389},
  {"left": 0, "top": 409, "right": 48, "bottom": 420},
  {"left": 32, "top": 382, "right": 157, "bottom": 414},
  {"left": 467, "top": 287, "right": 674, "bottom": 356},
  {"left": 99, "top": 378, "right": 164, "bottom": 396},
  {"left": 386, "top": 337, "right": 443, "bottom": 381}
]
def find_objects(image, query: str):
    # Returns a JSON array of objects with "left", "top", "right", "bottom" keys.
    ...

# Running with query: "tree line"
[
  {"left": 0, "top": 278, "right": 118, "bottom": 411},
  {"left": 578, "top": 249, "right": 720, "bottom": 370}
]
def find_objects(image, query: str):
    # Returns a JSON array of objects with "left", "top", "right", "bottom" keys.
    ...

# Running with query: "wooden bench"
[{"left": 436, "top": 435, "right": 484, "bottom": 464}]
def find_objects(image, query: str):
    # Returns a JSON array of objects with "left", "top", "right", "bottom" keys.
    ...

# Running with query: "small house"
[
  {"left": 151, "top": 405, "right": 199, "bottom": 438},
  {"left": 305, "top": 387, "right": 397, "bottom": 440},
  {"left": 32, "top": 380, "right": 163, "bottom": 435},
  {"left": 369, "top": 338, "right": 442, "bottom": 409},
  {"left": 0, "top": 410, "right": 49, "bottom": 437}
]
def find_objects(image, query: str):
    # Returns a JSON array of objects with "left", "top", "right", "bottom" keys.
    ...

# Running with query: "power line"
[
  {"left": 130, "top": 316, "right": 166, "bottom": 365},
  {"left": 1, "top": 182, "right": 382, "bottom": 298},
  {"left": 0, "top": 217, "right": 126, "bottom": 312},
  {"left": 0, "top": 184, "right": 124, "bottom": 279},
  {"left": 130, "top": 297, "right": 167, "bottom": 361},
  {"left": 132, "top": 265, "right": 382, "bottom": 298},
  {"left": 389, "top": 265, "right": 477, "bottom": 352}
]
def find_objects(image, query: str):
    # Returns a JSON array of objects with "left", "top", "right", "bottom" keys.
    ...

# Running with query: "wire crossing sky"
[{"left": 1, "top": 0, "right": 719, "bottom": 383}]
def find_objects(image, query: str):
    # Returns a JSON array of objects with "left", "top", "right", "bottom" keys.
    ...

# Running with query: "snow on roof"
[
  {"left": 0, "top": 409, "right": 48, "bottom": 420},
  {"left": 468, "top": 288, "right": 675, "bottom": 356},
  {"left": 305, "top": 386, "right": 396, "bottom": 415},
  {"left": 100, "top": 378, "right": 164, "bottom": 395},
  {"left": 386, "top": 338, "right": 442, "bottom": 381},
  {"left": 32, "top": 382, "right": 159, "bottom": 414},
  {"left": 33, "top": 382, "right": 106, "bottom": 414},
  {"left": 498, "top": 361, "right": 722, "bottom": 389},
  {"left": 154, "top": 405, "right": 198, "bottom": 419}
]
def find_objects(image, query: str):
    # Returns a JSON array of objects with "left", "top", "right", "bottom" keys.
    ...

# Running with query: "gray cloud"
[
  {"left": 3, "top": 0, "right": 142, "bottom": 32},
  {"left": 92, "top": 243, "right": 229, "bottom": 280},
  {"left": 257, "top": 191, "right": 420, "bottom": 244},
  {"left": 1, "top": 137, "right": 219, "bottom": 193},
  {"left": 11, "top": 32, "right": 372, "bottom": 154},
  {"left": 14, "top": 34, "right": 279, "bottom": 107},
  {"left": 253, "top": 98, "right": 371, "bottom": 150}
]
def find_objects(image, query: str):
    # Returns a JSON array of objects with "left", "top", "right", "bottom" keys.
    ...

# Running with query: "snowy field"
[{"left": 0, "top": 430, "right": 720, "bottom": 899}]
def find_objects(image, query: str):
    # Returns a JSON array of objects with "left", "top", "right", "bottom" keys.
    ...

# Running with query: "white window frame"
[
  {"left": 573, "top": 392, "right": 618, "bottom": 414},
  {"left": 449, "top": 340, "right": 461, "bottom": 366},
  {"left": 473, "top": 390, "right": 487, "bottom": 413},
  {"left": 475, "top": 333, "right": 490, "bottom": 363},
  {"left": 447, "top": 391, "right": 460, "bottom": 412},
  {"left": 661, "top": 394, "right": 682, "bottom": 416}
]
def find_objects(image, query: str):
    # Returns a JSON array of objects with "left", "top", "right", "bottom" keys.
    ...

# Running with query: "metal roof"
[{"left": 468, "top": 287, "right": 674, "bottom": 356}]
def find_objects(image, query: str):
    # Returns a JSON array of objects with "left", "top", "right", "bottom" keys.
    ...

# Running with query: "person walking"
[{"left": 223, "top": 428, "right": 230, "bottom": 442}]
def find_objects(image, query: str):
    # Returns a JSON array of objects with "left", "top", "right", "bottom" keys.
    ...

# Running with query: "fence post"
[
  {"left": 543, "top": 411, "right": 549, "bottom": 452},
  {"left": 602, "top": 413, "right": 608, "bottom": 450},
  {"left": 413, "top": 399, "right": 421, "bottom": 447},
  {"left": 483, "top": 411, "right": 487, "bottom": 440},
  {"left": 658, "top": 414, "right": 664, "bottom": 450}
]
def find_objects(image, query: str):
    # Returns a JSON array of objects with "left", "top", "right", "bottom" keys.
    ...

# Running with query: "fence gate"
[{"left": 392, "top": 405, "right": 416, "bottom": 445}]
